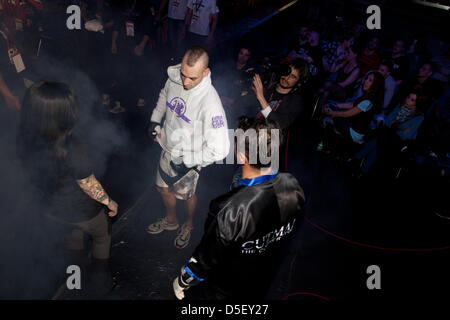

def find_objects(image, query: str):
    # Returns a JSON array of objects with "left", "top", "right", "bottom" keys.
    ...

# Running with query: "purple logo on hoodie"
[
  {"left": 212, "top": 116, "right": 224, "bottom": 128},
  {"left": 166, "top": 97, "right": 191, "bottom": 123}
]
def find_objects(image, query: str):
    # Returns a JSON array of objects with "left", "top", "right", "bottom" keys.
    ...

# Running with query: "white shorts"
[{"left": 156, "top": 150, "right": 201, "bottom": 200}]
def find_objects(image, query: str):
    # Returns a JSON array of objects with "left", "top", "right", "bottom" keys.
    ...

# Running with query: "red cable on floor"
[{"left": 302, "top": 215, "right": 450, "bottom": 252}]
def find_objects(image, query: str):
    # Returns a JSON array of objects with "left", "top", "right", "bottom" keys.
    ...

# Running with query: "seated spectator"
[
  {"left": 395, "top": 61, "right": 443, "bottom": 107},
  {"left": 382, "top": 39, "right": 410, "bottom": 86},
  {"left": 286, "top": 25, "right": 309, "bottom": 54},
  {"left": 321, "top": 32, "right": 354, "bottom": 73},
  {"left": 377, "top": 60, "right": 397, "bottom": 111},
  {"left": 316, "top": 45, "right": 360, "bottom": 111},
  {"left": 352, "top": 91, "right": 427, "bottom": 176},
  {"left": 288, "top": 29, "right": 323, "bottom": 78},
  {"left": 297, "top": 25, "right": 310, "bottom": 48},
  {"left": 318, "top": 71, "right": 385, "bottom": 151},
  {"left": 356, "top": 60, "right": 397, "bottom": 118},
  {"left": 358, "top": 35, "right": 381, "bottom": 76}
]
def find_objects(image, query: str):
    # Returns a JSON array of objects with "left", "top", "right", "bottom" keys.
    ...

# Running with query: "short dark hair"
[
  {"left": 421, "top": 61, "right": 436, "bottom": 73},
  {"left": 184, "top": 46, "right": 209, "bottom": 68},
  {"left": 239, "top": 46, "right": 252, "bottom": 55},
  {"left": 235, "top": 117, "right": 282, "bottom": 169},
  {"left": 380, "top": 59, "right": 393, "bottom": 72},
  {"left": 289, "top": 58, "right": 310, "bottom": 86}
]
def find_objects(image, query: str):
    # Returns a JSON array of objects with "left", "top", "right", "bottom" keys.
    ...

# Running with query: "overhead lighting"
[{"left": 413, "top": 0, "right": 450, "bottom": 10}]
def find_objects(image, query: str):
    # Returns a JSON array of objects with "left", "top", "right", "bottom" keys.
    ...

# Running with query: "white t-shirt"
[
  {"left": 168, "top": 0, "right": 188, "bottom": 21},
  {"left": 187, "top": 0, "right": 219, "bottom": 36}
]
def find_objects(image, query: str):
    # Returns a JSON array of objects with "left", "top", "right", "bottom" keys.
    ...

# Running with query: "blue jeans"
[{"left": 355, "top": 138, "right": 377, "bottom": 173}]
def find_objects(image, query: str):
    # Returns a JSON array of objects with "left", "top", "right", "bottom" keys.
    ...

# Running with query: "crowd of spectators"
[
  {"left": 206, "top": 2, "right": 449, "bottom": 217},
  {"left": 1, "top": 0, "right": 448, "bottom": 218}
]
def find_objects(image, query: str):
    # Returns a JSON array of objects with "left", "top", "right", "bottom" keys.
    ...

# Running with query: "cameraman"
[{"left": 252, "top": 58, "right": 308, "bottom": 130}]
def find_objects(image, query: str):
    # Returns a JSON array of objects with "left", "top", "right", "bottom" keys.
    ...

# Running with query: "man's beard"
[{"left": 278, "top": 80, "right": 293, "bottom": 90}]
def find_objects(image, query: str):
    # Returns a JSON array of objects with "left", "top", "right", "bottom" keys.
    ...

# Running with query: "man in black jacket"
[
  {"left": 252, "top": 58, "right": 308, "bottom": 130},
  {"left": 172, "top": 118, "right": 305, "bottom": 300}
]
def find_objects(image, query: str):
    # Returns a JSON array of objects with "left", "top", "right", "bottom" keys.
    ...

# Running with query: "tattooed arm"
[{"left": 77, "top": 174, "right": 118, "bottom": 217}]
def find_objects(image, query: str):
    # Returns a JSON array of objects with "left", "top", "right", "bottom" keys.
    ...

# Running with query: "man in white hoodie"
[{"left": 147, "top": 46, "right": 230, "bottom": 249}]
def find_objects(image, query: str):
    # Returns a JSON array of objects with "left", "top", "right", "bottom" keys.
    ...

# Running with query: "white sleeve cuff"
[{"left": 261, "top": 106, "right": 272, "bottom": 118}]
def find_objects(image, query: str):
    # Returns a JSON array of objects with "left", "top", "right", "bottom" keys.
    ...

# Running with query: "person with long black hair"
[{"left": 17, "top": 81, "right": 118, "bottom": 297}]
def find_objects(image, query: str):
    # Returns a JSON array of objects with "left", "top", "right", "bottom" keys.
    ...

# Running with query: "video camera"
[
  {"left": 239, "top": 57, "right": 294, "bottom": 90},
  {"left": 241, "top": 57, "right": 310, "bottom": 92}
]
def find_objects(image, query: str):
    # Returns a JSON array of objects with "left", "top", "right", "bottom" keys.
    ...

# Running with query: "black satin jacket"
[{"left": 186, "top": 172, "right": 305, "bottom": 299}]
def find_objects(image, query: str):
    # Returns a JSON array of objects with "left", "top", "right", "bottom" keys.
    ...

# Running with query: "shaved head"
[
  {"left": 180, "top": 46, "right": 210, "bottom": 90},
  {"left": 183, "top": 46, "right": 209, "bottom": 69}
]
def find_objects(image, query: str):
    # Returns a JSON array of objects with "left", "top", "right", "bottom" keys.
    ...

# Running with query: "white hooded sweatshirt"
[{"left": 151, "top": 64, "right": 230, "bottom": 168}]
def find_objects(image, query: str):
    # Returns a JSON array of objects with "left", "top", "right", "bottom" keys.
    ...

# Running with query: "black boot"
[{"left": 84, "top": 258, "right": 114, "bottom": 298}]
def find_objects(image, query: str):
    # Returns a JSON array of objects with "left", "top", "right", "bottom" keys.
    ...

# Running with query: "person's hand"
[
  {"left": 304, "top": 55, "right": 313, "bottom": 63},
  {"left": 148, "top": 122, "right": 161, "bottom": 141},
  {"left": 4, "top": 93, "right": 20, "bottom": 110},
  {"left": 170, "top": 158, "right": 189, "bottom": 176},
  {"left": 252, "top": 74, "right": 264, "bottom": 101},
  {"left": 134, "top": 43, "right": 145, "bottom": 56},
  {"left": 322, "top": 105, "right": 332, "bottom": 115},
  {"left": 173, "top": 277, "right": 186, "bottom": 300},
  {"left": 111, "top": 42, "right": 117, "bottom": 54},
  {"left": 107, "top": 199, "right": 118, "bottom": 217}
]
